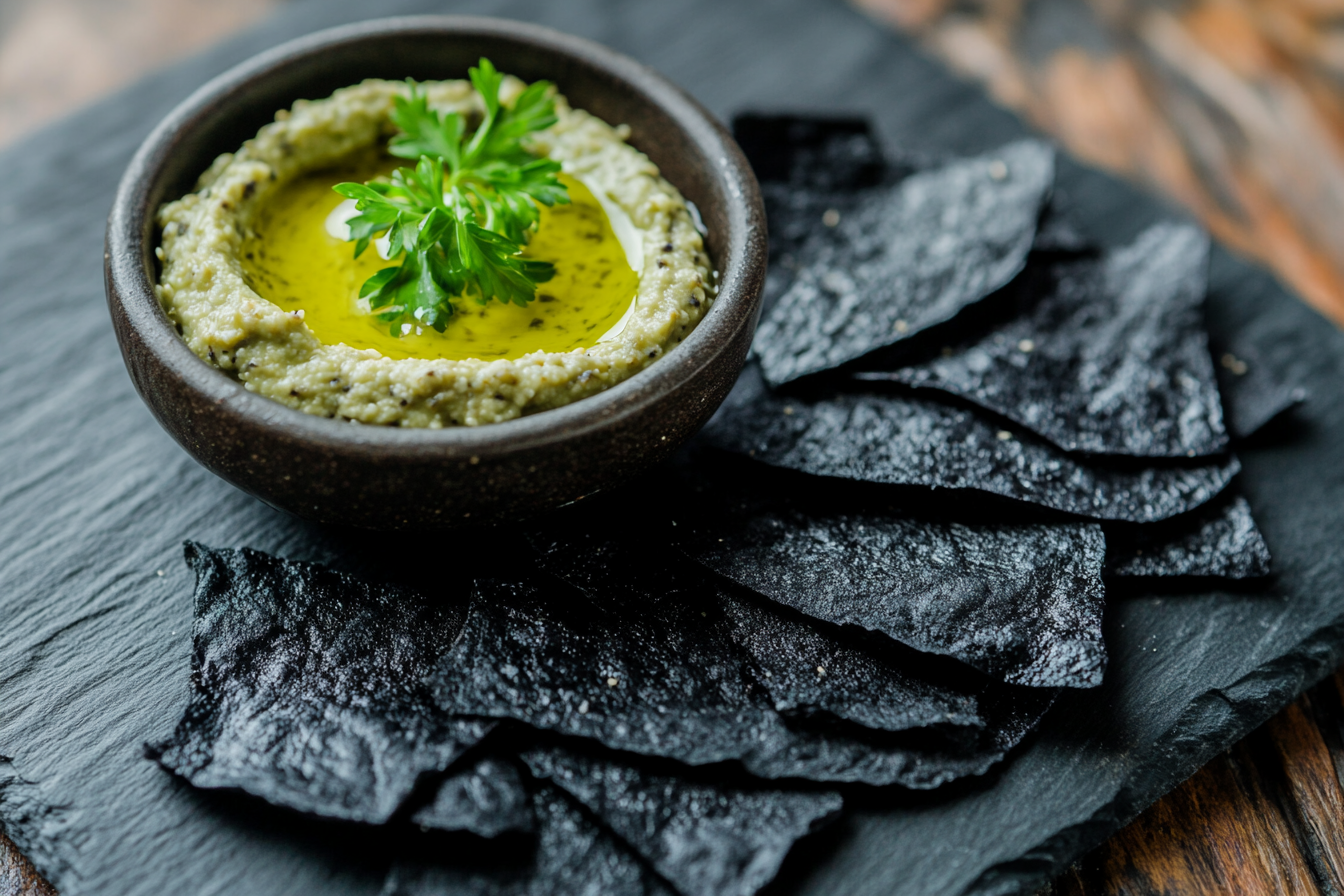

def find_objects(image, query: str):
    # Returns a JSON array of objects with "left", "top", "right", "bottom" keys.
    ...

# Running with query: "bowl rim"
[{"left": 105, "top": 14, "right": 764, "bottom": 460}]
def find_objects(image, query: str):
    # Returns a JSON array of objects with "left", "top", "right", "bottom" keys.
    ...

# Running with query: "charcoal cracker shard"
[
  {"left": 521, "top": 744, "right": 842, "bottom": 896},
  {"left": 147, "top": 544, "right": 493, "bottom": 825},
  {"left": 432, "top": 526, "right": 1054, "bottom": 787},
  {"left": 673, "top": 480, "right": 1107, "bottom": 688},
  {"left": 864, "top": 223, "right": 1229, "bottom": 458},
  {"left": 382, "top": 784, "right": 674, "bottom": 896},
  {"left": 411, "top": 755, "right": 535, "bottom": 838},
  {"left": 703, "top": 363, "right": 1239, "bottom": 522},
  {"left": 1107, "top": 494, "right": 1271, "bottom": 579},
  {"left": 752, "top": 139, "right": 1055, "bottom": 386}
]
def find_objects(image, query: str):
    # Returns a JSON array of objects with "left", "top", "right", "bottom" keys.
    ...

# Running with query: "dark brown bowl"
[{"left": 105, "top": 15, "right": 766, "bottom": 530}]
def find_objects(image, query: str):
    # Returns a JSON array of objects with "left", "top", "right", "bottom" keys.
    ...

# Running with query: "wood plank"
[
  {"left": 0, "top": 831, "right": 53, "bottom": 896},
  {"left": 1262, "top": 693, "right": 1344, "bottom": 890},
  {"left": 855, "top": 0, "right": 1344, "bottom": 328},
  {"left": 1046, "top": 673, "right": 1344, "bottom": 895},
  {"left": 0, "top": 0, "right": 279, "bottom": 147}
]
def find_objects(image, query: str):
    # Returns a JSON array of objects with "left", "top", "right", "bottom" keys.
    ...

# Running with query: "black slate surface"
[{"left": 0, "top": 1, "right": 1342, "bottom": 895}]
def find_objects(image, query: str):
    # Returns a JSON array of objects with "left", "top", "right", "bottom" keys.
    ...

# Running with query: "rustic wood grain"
[
  {"left": 0, "top": 831, "right": 54, "bottom": 896},
  {"left": 0, "top": 0, "right": 279, "bottom": 147},
  {"left": 855, "top": 0, "right": 1344, "bottom": 327},
  {"left": 1043, "top": 674, "right": 1344, "bottom": 896}
]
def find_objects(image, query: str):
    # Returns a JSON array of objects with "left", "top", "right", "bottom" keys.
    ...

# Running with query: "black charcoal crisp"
[
  {"left": 383, "top": 785, "right": 673, "bottom": 896},
  {"left": 752, "top": 140, "right": 1054, "bottom": 386},
  {"left": 527, "top": 523, "right": 1005, "bottom": 734},
  {"left": 432, "top": 532, "right": 1051, "bottom": 787},
  {"left": 704, "top": 364, "right": 1240, "bottom": 522},
  {"left": 865, "top": 224, "right": 1227, "bottom": 458},
  {"left": 522, "top": 744, "right": 842, "bottom": 896},
  {"left": 1107, "top": 494, "right": 1271, "bottom": 579},
  {"left": 148, "top": 544, "right": 491, "bottom": 825},
  {"left": 675, "top": 485, "right": 1106, "bottom": 688},
  {"left": 411, "top": 756, "right": 534, "bottom": 838}
]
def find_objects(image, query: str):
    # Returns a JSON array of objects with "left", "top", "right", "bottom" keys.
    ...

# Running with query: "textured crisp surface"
[
  {"left": 668, "top": 464, "right": 1106, "bottom": 687},
  {"left": 1106, "top": 494, "right": 1272, "bottom": 579},
  {"left": 147, "top": 545, "right": 492, "bottom": 824},
  {"left": 2, "top": 1, "right": 1344, "bottom": 895},
  {"left": 867, "top": 223, "right": 1227, "bottom": 457},
  {"left": 409, "top": 756, "right": 534, "bottom": 838},
  {"left": 432, "top": 528, "right": 1048, "bottom": 786},
  {"left": 522, "top": 745, "right": 842, "bottom": 896},
  {"left": 751, "top": 140, "right": 1054, "bottom": 386},
  {"left": 383, "top": 785, "right": 673, "bottom": 896},
  {"left": 704, "top": 363, "right": 1239, "bottom": 522}
]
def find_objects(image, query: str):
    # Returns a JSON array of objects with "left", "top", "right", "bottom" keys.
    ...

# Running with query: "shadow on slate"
[
  {"left": 521, "top": 743, "right": 842, "bottom": 896},
  {"left": 1212, "top": 332, "right": 1309, "bottom": 440},
  {"left": 1031, "top": 189, "right": 1093, "bottom": 254},
  {"left": 432, "top": 523, "right": 1053, "bottom": 787},
  {"left": 147, "top": 544, "right": 494, "bottom": 825},
  {"left": 731, "top": 115, "right": 890, "bottom": 192},
  {"left": 659, "top": 453, "right": 1107, "bottom": 688},
  {"left": 1105, "top": 493, "right": 1271, "bottom": 579},
  {"left": 384, "top": 784, "right": 674, "bottom": 896},
  {"left": 732, "top": 115, "right": 913, "bottom": 322},
  {"left": 861, "top": 223, "right": 1228, "bottom": 458},
  {"left": 749, "top": 138, "right": 1055, "bottom": 386},
  {"left": 411, "top": 755, "right": 534, "bottom": 838},
  {"left": 702, "top": 363, "right": 1239, "bottom": 523}
]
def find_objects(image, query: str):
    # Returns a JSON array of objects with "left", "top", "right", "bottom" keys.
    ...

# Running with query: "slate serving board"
[{"left": 0, "top": 1, "right": 1341, "bottom": 894}]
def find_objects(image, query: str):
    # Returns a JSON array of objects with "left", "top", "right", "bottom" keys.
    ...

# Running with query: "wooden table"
[{"left": 3, "top": 1, "right": 1343, "bottom": 893}]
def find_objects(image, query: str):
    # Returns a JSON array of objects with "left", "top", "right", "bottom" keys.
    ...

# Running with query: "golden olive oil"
[{"left": 240, "top": 155, "right": 639, "bottom": 361}]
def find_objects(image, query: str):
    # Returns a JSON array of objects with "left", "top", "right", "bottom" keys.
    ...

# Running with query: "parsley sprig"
[{"left": 333, "top": 60, "right": 569, "bottom": 334}]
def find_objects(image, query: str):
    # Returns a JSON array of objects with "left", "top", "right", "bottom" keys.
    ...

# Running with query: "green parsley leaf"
[{"left": 332, "top": 60, "right": 570, "bottom": 334}]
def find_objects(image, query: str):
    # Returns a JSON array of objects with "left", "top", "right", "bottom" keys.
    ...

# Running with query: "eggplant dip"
[{"left": 154, "top": 69, "right": 714, "bottom": 427}]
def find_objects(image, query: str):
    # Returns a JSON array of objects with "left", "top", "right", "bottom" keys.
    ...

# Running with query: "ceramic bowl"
[{"left": 105, "top": 15, "right": 766, "bottom": 530}]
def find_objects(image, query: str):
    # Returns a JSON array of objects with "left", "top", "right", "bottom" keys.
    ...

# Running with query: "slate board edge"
[{"left": 963, "top": 610, "right": 1344, "bottom": 896}]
